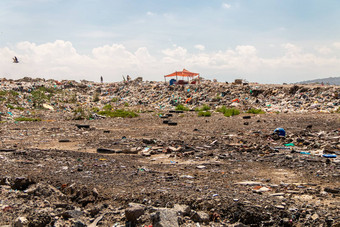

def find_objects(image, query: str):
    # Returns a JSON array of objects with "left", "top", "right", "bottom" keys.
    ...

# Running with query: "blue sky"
[{"left": 1, "top": 0, "right": 340, "bottom": 83}]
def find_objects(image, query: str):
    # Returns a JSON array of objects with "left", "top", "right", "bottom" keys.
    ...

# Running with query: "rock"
[
  {"left": 14, "top": 217, "right": 28, "bottom": 227},
  {"left": 62, "top": 210, "right": 84, "bottom": 219},
  {"left": 92, "top": 187, "right": 99, "bottom": 197},
  {"left": 234, "top": 181, "right": 262, "bottom": 186},
  {"left": 311, "top": 213, "right": 319, "bottom": 221},
  {"left": 96, "top": 148, "right": 116, "bottom": 154},
  {"left": 125, "top": 203, "right": 145, "bottom": 223},
  {"left": 191, "top": 211, "right": 209, "bottom": 223},
  {"left": 151, "top": 208, "right": 179, "bottom": 227},
  {"left": 173, "top": 204, "right": 191, "bottom": 216},
  {"left": 11, "top": 177, "right": 35, "bottom": 190},
  {"left": 324, "top": 187, "right": 340, "bottom": 194}
]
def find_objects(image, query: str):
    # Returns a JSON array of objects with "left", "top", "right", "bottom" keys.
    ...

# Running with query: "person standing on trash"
[{"left": 100, "top": 76, "right": 103, "bottom": 83}]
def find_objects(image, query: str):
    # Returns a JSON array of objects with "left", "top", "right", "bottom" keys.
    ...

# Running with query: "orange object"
[
  {"left": 164, "top": 69, "right": 199, "bottom": 78},
  {"left": 232, "top": 98, "right": 239, "bottom": 102},
  {"left": 185, "top": 98, "right": 192, "bottom": 103}
]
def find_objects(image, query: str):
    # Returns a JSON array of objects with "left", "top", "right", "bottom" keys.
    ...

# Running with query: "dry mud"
[{"left": 0, "top": 111, "right": 339, "bottom": 226}]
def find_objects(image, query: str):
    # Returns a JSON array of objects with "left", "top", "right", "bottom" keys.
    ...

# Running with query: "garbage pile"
[
  {"left": 0, "top": 77, "right": 339, "bottom": 122},
  {"left": 0, "top": 77, "right": 339, "bottom": 226}
]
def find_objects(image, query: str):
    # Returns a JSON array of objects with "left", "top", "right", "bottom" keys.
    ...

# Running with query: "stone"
[
  {"left": 173, "top": 204, "right": 191, "bottom": 216},
  {"left": 14, "top": 217, "right": 28, "bottom": 227},
  {"left": 125, "top": 203, "right": 145, "bottom": 223},
  {"left": 62, "top": 210, "right": 84, "bottom": 219},
  {"left": 151, "top": 208, "right": 179, "bottom": 227},
  {"left": 191, "top": 211, "right": 209, "bottom": 223},
  {"left": 11, "top": 177, "right": 35, "bottom": 190}
]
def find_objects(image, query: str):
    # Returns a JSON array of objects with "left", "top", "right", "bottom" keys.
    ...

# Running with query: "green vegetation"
[
  {"left": 124, "top": 102, "right": 129, "bottom": 107},
  {"left": 111, "top": 97, "right": 119, "bottom": 102},
  {"left": 91, "top": 107, "right": 100, "bottom": 113},
  {"left": 14, "top": 117, "right": 41, "bottom": 122},
  {"left": 0, "top": 90, "right": 7, "bottom": 96},
  {"left": 246, "top": 108, "right": 265, "bottom": 114},
  {"left": 98, "top": 109, "right": 138, "bottom": 118},
  {"left": 7, "top": 104, "right": 24, "bottom": 110},
  {"left": 216, "top": 106, "right": 240, "bottom": 117},
  {"left": 224, "top": 108, "right": 240, "bottom": 117},
  {"left": 175, "top": 104, "right": 190, "bottom": 111},
  {"left": 9, "top": 91, "right": 19, "bottom": 97},
  {"left": 103, "top": 104, "right": 113, "bottom": 111},
  {"left": 336, "top": 107, "right": 340, "bottom": 113},
  {"left": 31, "top": 90, "right": 50, "bottom": 108},
  {"left": 6, "top": 104, "right": 15, "bottom": 109},
  {"left": 73, "top": 107, "right": 91, "bottom": 120},
  {"left": 195, "top": 104, "right": 211, "bottom": 112},
  {"left": 198, "top": 111, "right": 212, "bottom": 117},
  {"left": 93, "top": 92, "right": 100, "bottom": 102}
]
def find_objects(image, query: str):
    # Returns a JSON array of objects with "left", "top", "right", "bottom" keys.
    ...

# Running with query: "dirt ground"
[{"left": 0, "top": 111, "right": 339, "bottom": 226}]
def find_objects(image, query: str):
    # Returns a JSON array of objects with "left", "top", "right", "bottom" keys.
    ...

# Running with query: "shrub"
[
  {"left": 14, "top": 117, "right": 41, "bottom": 122},
  {"left": 111, "top": 97, "right": 119, "bottom": 102},
  {"left": 7, "top": 104, "right": 15, "bottom": 109},
  {"left": 103, "top": 104, "right": 113, "bottom": 111},
  {"left": 175, "top": 104, "right": 190, "bottom": 111},
  {"left": 93, "top": 92, "right": 100, "bottom": 102},
  {"left": 91, "top": 107, "right": 100, "bottom": 113},
  {"left": 198, "top": 111, "right": 211, "bottom": 117},
  {"left": 7, "top": 104, "right": 24, "bottom": 110},
  {"left": 246, "top": 108, "right": 265, "bottom": 114},
  {"left": 195, "top": 104, "right": 211, "bottom": 112},
  {"left": 0, "top": 91, "right": 7, "bottom": 96},
  {"left": 73, "top": 107, "right": 91, "bottom": 120},
  {"left": 216, "top": 105, "right": 227, "bottom": 113},
  {"left": 216, "top": 106, "right": 240, "bottom": 117},
  {"left": 124, "top": 102, "right": 129, "bottom": 107},
  {"left": 98, "top": 109, "right": 138, "bottom": 118},
  {"left": 223, "top": 108, "right": 240, "bottom": 117}
]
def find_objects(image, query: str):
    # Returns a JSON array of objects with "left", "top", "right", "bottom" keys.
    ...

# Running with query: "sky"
[{"left": 1, "top": 0, "right": 340, "bottom": 83}]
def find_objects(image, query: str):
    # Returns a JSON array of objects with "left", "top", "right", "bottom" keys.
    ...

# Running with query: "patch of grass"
[
  {"left": 0, "top": 90, "right": 7, "bottom": 96},
  {"left": 31, "top": 90, "right": 50, "bottom": 108},
  {"left": 93, "top": 92, "right": 100, "bottom": 102},
  {"left": 124, "top": 102, "right": 129, "bottom": 107},
  {"left": 195, "top": 104, "right": 211, "bottom": 111},
  {"left": 0, "top": 121, "right": 6, "bottom": 124},
  {"left": 216, "top": 106, "right": 240, "bottom": 117},
  {"left": 335, "top": 107, "right": 340, "bottom": 113},
  {"left": 9, "top": 91, "right": 19, "bottom": 96},
  {"left": 73, "top": 107, "right": 91, "bottom": 120},
  {"left": 198, "top": 111, "right": 212, "bottom": 117},
  {"left": 98, "top": 109, "right": 138, "bottom": 118},
  {"left": 223, "top": 108, "right": 240, "bottom": 117},
  {"left": 14, "top": 117, "right": 41, "bottom": 122},
  {"left": 246, "top": 108, "right": 265, "bottom": 114},
  {"left": 175, "top": 104, "right": 190, "bottom": 111},
  {"left": 91, "top": 107, "right": 100, "bottom": 113},
  {"left": 103, "top": 104, "right": 113, "bottom": 111},
  {"left": 111, "top": 97, "right": 119, "bottom": 102},
  {"left": 7, "top": 104, "right": 24, "bottom": 110},
  {"left": 7, "top": 104, "right": 15, "bottom": 109}
]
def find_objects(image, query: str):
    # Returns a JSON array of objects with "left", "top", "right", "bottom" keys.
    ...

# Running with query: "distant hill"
[{"left": 297, "top": 77, "right": 340, "bottom": 85}]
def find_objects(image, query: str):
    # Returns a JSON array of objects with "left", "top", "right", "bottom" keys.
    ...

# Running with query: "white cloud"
[
  {"left": 333, "top": 42, "right": 340, "bottom": 49},
  {"left": 146, "top": 11, "right": 155, "bottom": 16},
  {"left": 316, "top": 46, "right": 332, "bottom": 55},
  {"left": 222, "top": 3, "right": 231, "bottom": 9},
  {"left": 194, "top": 44, "right": 205, "bottom": 51},
  {"left": 1, "top": 40, "right": 340, "bottom": 83}
]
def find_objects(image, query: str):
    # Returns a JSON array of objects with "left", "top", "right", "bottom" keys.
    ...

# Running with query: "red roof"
[{"left": 164, "top": 69, "right": 199, "bottom": 78}]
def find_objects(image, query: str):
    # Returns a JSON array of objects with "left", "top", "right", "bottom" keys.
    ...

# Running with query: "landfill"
[{"left": 0, "top": 77, "right": 339, "bottom": 226}]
